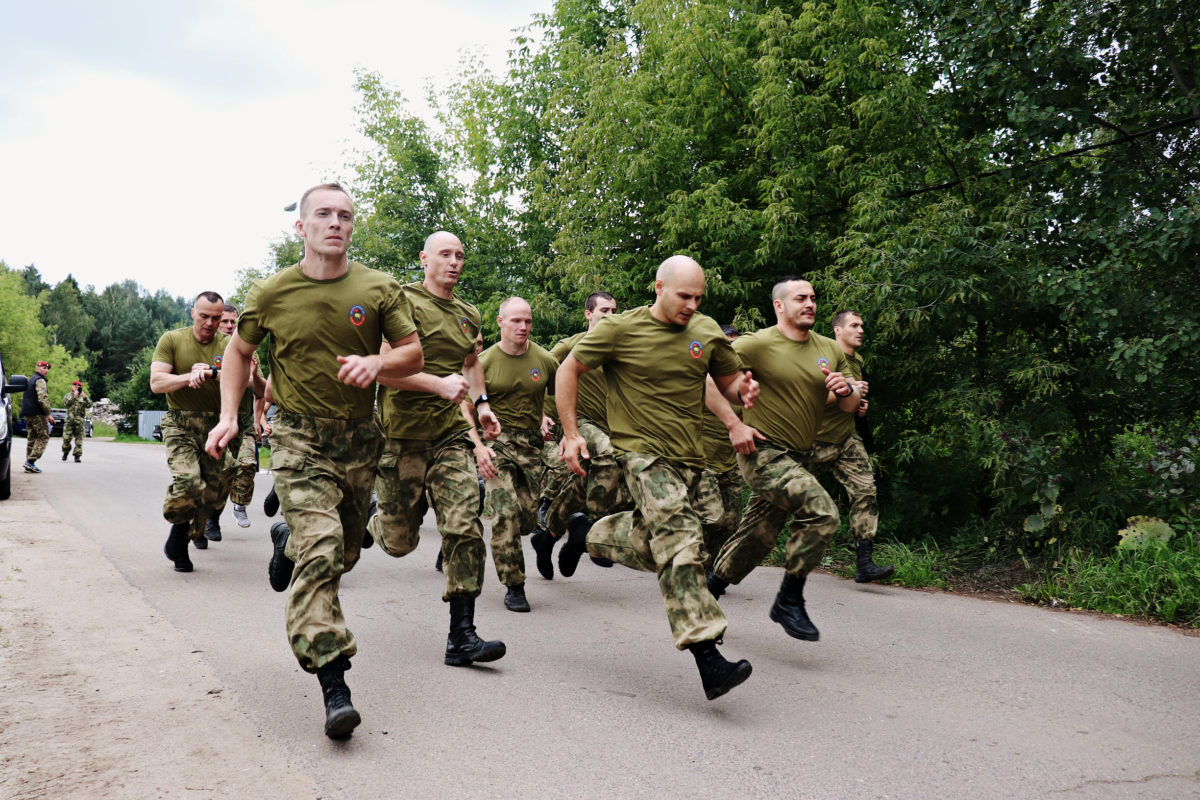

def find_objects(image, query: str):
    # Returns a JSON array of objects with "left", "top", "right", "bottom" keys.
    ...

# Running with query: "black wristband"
[
  {"left": 474, "top": 393, "right": 490, "bottom": 407},
  {"left": 835, "top": 386, "right": 853, "bottom": 399}
]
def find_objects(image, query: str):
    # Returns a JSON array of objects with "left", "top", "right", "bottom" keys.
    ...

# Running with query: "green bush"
[{"left": 1017, "top": 531, "right": 1200, "bottom": 627}]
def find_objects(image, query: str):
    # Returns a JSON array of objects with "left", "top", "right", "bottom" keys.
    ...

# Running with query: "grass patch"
[
  {"left": 1017, "top": 533, "right": 1200, "bottom": 627},
  {"left": 112, "top": 432, "right": 160, "bottom": 443},
  {"left": 92, "top": 421, "right": 117, "bottom": 437}
]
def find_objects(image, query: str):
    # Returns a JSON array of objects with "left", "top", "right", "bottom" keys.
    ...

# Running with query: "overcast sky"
[{"left": 0, "top": 0, "right": 552, "bottom": 301}]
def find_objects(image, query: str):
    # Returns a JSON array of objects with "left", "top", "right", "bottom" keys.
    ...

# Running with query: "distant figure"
[
  {"left": 61, "top": 381, "right": 91, "bottom": 462},
  {"left": 21, "top": 360, "right": 53, "bottom": 474}
]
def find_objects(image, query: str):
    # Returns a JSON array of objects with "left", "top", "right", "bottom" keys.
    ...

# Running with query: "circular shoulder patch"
[
  {"left": 817, "top": 357, "right": 830, "bottom": 370},
  {"left": 689, "top": 340, "right": 704, "bottom": 359},
  {"left": 213, "top": 355, "right": 223, "bottom": 368},
  {"left": 530, "top": 368, "right": 542, "bottom": 382},
  {"left": 349, "top": 305, "right": 367, "bottom": 327}
]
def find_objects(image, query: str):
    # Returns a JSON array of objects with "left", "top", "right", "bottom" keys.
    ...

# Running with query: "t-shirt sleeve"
[
  {"left": 381, "top": 283, "right": 418, "bottom": 343},
  {"left": 708, "top": 332, "right": 741, "bottom": 378},
  {"left": 238, "top": 282, "right": 268, "bottom": 347},
  {"left": 544, "top": 350, "right": 560, "bottom": 395},
  {"left": 570, "top": 318, "right": 616, "bottom": 369},
  {"left": 151, "top": 332, "right": 175, "bottom": 368}
]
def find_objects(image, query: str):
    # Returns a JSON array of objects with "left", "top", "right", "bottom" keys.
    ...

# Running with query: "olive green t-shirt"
[
  {"left": 815, "top": 349, "right": 864, "bottom": 445},
  {"left": 547, "top": 330, "right": 608, "bottom": 428},
  {"left": 478, "top": 341, "right": 559, "bottom": 431},
  {"left": 571, "top": 306, "right": 741, "bottom": 469},
  {"left": 701, "top": 398, "right": 742, "bottom": 474},
  {"left": 238, "top": 262, "right": 416, "bottom": 419},
  {"left": 151, "top": 327, "right": 230, "bottom": 412},
  {"left": 735, "top": 327, "right": 850, "bottom": 452},
  {"left": 377, "top": 282, "right": 481, "bottom": 440}
]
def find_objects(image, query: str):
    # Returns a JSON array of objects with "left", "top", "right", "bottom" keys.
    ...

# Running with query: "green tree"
[{"left": 39, "top": 275, "right": 96, "bottom": 355}]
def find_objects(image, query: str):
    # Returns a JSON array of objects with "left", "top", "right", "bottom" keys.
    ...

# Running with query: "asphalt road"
[{"left": 16, "top": 439, "right": 1200, "bottom": 799}]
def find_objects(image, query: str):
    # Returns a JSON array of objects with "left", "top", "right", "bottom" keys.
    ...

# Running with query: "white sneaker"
[{"left": 232, "top": 504, "right": 251, "bottom": 528}]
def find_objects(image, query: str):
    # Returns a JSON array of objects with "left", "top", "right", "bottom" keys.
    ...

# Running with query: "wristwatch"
[{"left": 474, "top": 394, "right": 491, "bottom": 407}]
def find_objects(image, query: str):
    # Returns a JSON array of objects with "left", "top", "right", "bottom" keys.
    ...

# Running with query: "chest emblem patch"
[
  {"left": 689, "top": 340, "right": 704, "bottom": 359},
  {"left": 213, "top": 355, "right": 223, "bottom": 369},
  {"left": 349, "top": 305, "right": 367, "bottom": 327},
  {"left": 530, "top": 368, "right": 542, "bottom": 382},
  {"left": 459, "top": 317, "right": 471, "bottom": 335}
]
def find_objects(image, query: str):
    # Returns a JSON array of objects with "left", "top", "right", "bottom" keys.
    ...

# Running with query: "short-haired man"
[
  {"left": 205, "top": 303, "right": 265, "bottom": 537},
  {"left": 61, "top": 380, "right": 92, "bottom": 462},
  {"left": 808, "top": 310, "right": 893, "bottom": 583},
  {"left": 707, "top": 276, "right": 862, "bottom": 643},
  {"left": 150, "top": 291, "right": 234, "bottom": 572},
  {"left": 205, "top": 182, "right": 423, "bottom": 739},
  {"left": 367, "top": 230, "right": 506, "bottom": 667},
  {"left": 531, "top": 290, "right": 628, "bottom": 579},
  {"left": 556, "top": 256, "right": 758, "bottom": 701},
  {"left": 476, "top": 296, "right": 559, "bottom": 612},
  {"left": 21, "top": 360, "right": 53, "bottom": 473}
]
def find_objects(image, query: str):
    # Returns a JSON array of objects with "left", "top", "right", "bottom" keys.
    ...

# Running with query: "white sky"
[{"left": 0, "top": 0, "right": 552, "bottom": 300}]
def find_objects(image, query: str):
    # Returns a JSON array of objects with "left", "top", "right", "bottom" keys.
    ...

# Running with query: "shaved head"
[
  {"left": 656, "top": 255, "right": 703, "bottom": 285},
  {"left": 423, "top": 230, "right": 461, "bottom": 252},
  {"left": 498, "top": 296, "right": 531, "bottom": 317}
]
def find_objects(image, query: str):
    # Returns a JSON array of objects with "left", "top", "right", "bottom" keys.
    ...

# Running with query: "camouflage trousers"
[
  {"left": 539, "top": 439, "right": 567, "bottom": 502},
  {"left": 587, "top": 453, "right": 727, "bottom": 650},
  {"left": 545, "top": 420, "right": 631, "bottom": 538},
  {"left": 270, "top": 412, "right": 381, "bottom": 673},
  {"left": 367, "top": 431, "right": 485, "bottom": 601},
  {"left": 484, "top": 428, "right": 543, "bottom": 587},
  {"left": 700, "top": 466, "right": 744, "bottom": 572},
  {"left": 713, "top": 442, "right": 840, "bottom": 584},
  {"left": 61, "top": 417, "right": 86, "bottom": 458},
  {"left": 161, "top": 411, "right": 234, "bottom": 539},
  {"left": 805, "top": 436, "right": 878, "bottom": 541},
  {"left": 229, "top": 431, "right": 258, "bottom": 506},
  {"left": 24, "top": 416, "right": 50, "bottom": 462}
]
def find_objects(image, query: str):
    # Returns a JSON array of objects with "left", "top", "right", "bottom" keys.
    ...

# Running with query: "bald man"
[
  {"left": 556, "top": 255, "right": 759, "bottom": 701},
  {"left": 476, "top": 296, "right": 559, "bottom": 612},
  {"left": 368, "top": 231, "right": 507, "bottom": 666}
]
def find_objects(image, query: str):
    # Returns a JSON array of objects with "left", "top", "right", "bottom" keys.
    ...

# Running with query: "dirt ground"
[{"left": 0, "top": 480, "right": 320, "bottom": 799}]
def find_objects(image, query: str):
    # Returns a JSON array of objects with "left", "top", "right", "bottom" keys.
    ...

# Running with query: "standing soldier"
[
  {"left": 477, "top": 296, "right": 559, "bottom": 612},
  {"left": 706, "top": 276, "right": 863, "bottom": 643},
  {"left": 531, "top": 291, "right": 625, "bottom": 579},
  {"left": 206, "top": 182, "right": 422, "bottom": 739},
  {"left": 556, "top": 256, "right": 758, "bottom": 701},
  {"left": 21, "top": 360, "right": 53, "bottom": 474},
  {"left": 61, "top": 381, "right": 92, "bottom": 462},
  {"left": 807, "top": 310, "right": 893, "bottom": 583},
  {"left": 150, "top": 292, "right": 234, "bottom": 571},
  {"left": 367, "top": 230, "right": 507, "bottom": 668}
]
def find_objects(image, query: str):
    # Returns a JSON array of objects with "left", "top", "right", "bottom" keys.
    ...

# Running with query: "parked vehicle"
[
  {"left": 13, "top": 407, "right": 94, "bottom": 437},
  {"left": 1, "top": 352, "right": 29, "bottom": 500}
]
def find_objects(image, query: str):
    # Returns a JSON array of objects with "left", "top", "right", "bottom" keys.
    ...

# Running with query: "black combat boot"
[
  {"left": 315, "top": 656, "right": 360, "bottom": 739},
  {"left": 530, "top": 527, "right": 556, "bottom": 580},
  {"left": 504, "top": 583, "right": 530, "bottom": 613},
  {"left": 854, "top": 539, "right": 895, "bottom": 583},
  {"left": 770, "top": 573, "right": 819, "bottom": 641},
  {"left": 163, "top": 522, "right": 193, "bottom": 573},
  {"left": 268, "top": 521, "right": 295, "bottom": 592},
  {"left": 445, "top": 596, "right": 506, "bottom": 666},
  {"left": 688, "top": 640, "right": 752, "bottom": 701},
  {"left": 62, "top": 450, "right": 68, "bottom": 461},
  {"left": 558, "top": 513, "right": 592, "bottom": 577},
  {"left": 435, "top": 548, "right": 444, "bottom": 572},
  {"left": 263, "top": 486, "right": 280, "bottom": 517},
  {"left": 74, "top": 454, "right": 81, "bottom": 463},
  {"left": 205, "top": 512, "right": 222, "bottom": 542},
  {"left": 706, "top": 571, "right": 730, "bottom": 599}
]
